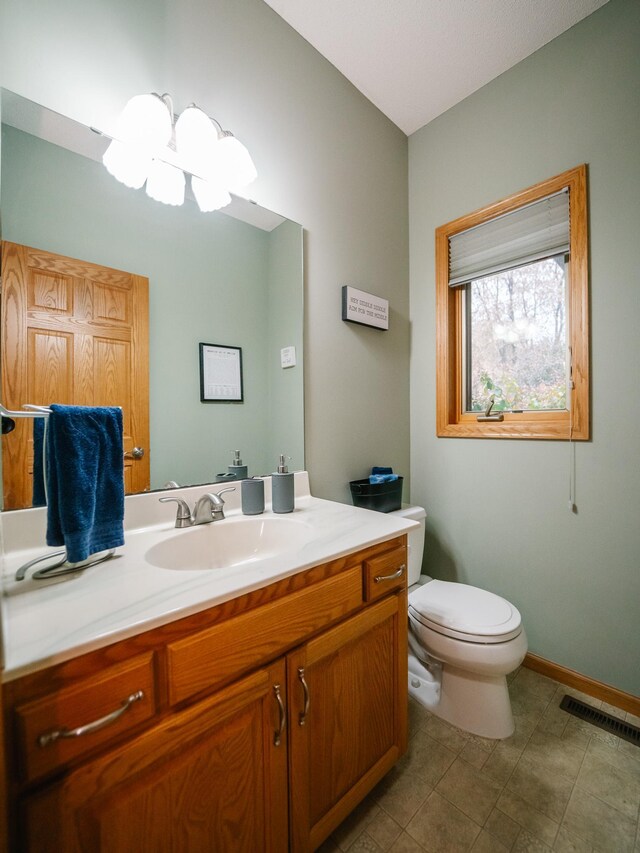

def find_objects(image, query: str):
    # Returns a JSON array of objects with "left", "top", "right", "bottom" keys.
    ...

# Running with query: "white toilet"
[{"left": 390, "top": 506, "right": 527, "bottom": 739}]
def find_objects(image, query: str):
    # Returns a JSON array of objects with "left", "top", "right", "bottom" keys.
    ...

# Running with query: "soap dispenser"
[
  {"left": 272, "top": 454, "right": 294, "bottom": 513},
  {"left": 228, "top": 450, "right": 248, "bottom": 480}
]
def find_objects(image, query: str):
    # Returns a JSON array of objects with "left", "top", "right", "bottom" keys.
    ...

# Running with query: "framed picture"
[{"left": 199, "top": 343, "right": 244, "bottom": 402}]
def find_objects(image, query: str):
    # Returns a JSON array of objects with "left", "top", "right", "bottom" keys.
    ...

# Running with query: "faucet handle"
[
  {"left": 206, "top": 487, "right": 236, "bottom": 522},
  {"left": 214, "top": 487, "right": 236, "bottom": 502},
  {"left": 159, "top": 496, "right": 192, "bottom": 528}
]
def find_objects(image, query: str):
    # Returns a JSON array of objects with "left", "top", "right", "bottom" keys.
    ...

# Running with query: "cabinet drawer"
[
  {"left": 167, "top": 566, "right": 363, "bottom": 705},
  {"left": 14, "top": 652, "right": 156, "bottom": 783},
  {"left": 363, "top": 545, "right": 407, "bottom": 602}
]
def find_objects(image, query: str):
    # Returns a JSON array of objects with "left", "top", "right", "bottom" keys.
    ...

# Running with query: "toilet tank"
[{"left": 388, "top": 505, "right": 426, "bottom": 586}]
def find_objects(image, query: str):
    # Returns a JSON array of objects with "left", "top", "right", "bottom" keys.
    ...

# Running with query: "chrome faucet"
[
  {"left": 159, "top": 488, "right": 236, "bottom": 528},
  {"left": 192, "top": 489, "right": 235, "bottom": 524}
]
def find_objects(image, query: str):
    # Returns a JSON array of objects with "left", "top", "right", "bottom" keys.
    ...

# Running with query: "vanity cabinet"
[
  {"left": 3, "top": 536, "right": 408, "bottom": 852},
  {"left": 20, "top": 660, "right": 289, "bottom": 853}
]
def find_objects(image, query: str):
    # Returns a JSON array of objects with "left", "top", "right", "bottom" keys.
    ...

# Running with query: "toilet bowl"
[{"left": 390, "top": 506, "right": 527, "bottom": 739}]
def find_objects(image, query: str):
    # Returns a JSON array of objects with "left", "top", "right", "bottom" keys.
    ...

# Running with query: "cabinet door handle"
[
  {"left": 374, "top": 564, "right": 406, "bottom": 584},
  {"left": 38, "top": 690, "right": 145, "bottom": 747},
  {"left": 298, "top": 667, "right": 310, "bottom": 726},
  {"left": 273, "top": 684, "right": 286, "bottom": 747}
]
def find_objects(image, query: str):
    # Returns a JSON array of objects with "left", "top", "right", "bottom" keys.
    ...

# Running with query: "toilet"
[{"left": 390, "top": 506, "right": 527, "bottom": 739}]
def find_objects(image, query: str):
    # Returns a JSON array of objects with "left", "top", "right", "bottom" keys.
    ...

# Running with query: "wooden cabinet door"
[
  {"left": 288, "top": 592, "right": 408, "bottom": 853},
  {"left": 1, "top": 241, "right": 149, "bottom": 508},
  {"left": 20, "top": 661, "right": 288, "bottom": 853}
]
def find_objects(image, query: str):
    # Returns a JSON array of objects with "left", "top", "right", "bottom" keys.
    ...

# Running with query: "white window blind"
[{"left": 448, "top": 189, "right": 570, "bottom": 287}]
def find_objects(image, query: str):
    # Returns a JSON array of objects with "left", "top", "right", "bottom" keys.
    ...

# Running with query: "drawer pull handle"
[
  {"left": 298, "top": 667, "right": 310, "bottom": 726},
  {"left": 374, "top": 564, "right": 406, "bottom": 584},
  {"left": 273, "top": 684, "right": 286, "bottom": 747},
  {"left": 38, "top": 690, "right": 145, "bottom": 748}
]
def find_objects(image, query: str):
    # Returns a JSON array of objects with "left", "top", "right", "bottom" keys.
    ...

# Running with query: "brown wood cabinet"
[
  {"left": 288, "top": 594, "right": 407, "bottom": 852},
  {"left": 3, "top": 537, "right": 408, "bottom": 852}
]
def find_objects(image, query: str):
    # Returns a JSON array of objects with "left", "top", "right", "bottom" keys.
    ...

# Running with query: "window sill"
[{"left": 437, "top": 411, "right": 588, "bottom": 440}]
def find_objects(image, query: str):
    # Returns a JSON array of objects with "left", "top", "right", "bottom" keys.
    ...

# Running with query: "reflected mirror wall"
[{"left": 0, "top": 91, "right": 304, "bottom": 509}]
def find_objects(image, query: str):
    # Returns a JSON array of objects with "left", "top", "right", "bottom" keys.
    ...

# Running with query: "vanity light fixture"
[{"left": 102, "top": 93, "right": 257, "bottom": 211}]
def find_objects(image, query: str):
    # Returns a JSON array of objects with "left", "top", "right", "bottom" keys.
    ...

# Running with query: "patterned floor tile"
[
  {"left": 485, "top": 806, "right": 522, "bottom": 848},
  {"left": 562, "top": 787, "right": 637, "bottom": 853},
  {"left": 423, "top": 715, "right": 470, "bottom": 754},
  {"left": 521, "top": 729, "right": 586, "bottom": 782},
  {"left": 365, "top": 810, "right": 404, "bottom": 851},
  {"left": 496, "top": 788, "right": 559, "bottom": 847},
  {"left": 575, "top": 751, "right": 640, "bottom": 821},
  {"left": 437, "top": 757, "right": 502, "bottom": 825},
  {"left": 512, "top": 669, "right": 559, "bottom": 703},
  {"left": 552, "top": 824, "right": 593, "bottom": 852},
  {"left": 372, "top": 761, "right": 433, "bottom": 827},
  {"left": 332, "top": 796, "right": 382, "bottom": 850},
  {"left": 507, "top": 754, "right": 574, "bottom": 822},
  {"left": 406, "top": 790, "right": 481, "bottom": 852},
  {"left": 471, "top": 828, "right": 510, "bottom": 852},
  {"left": 513, "top": 828, "right": 553, "bottom": 851},
  {"left": 327, "top": 671, "right": 640, "bottom": 853},
  {"left": 389, "top": 832, "right": 425, "bottom": 852}
]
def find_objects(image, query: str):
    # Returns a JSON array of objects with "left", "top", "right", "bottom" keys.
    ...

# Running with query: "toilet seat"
[{"left": 408, "top": 580, "right": 522, "bottom": 643}]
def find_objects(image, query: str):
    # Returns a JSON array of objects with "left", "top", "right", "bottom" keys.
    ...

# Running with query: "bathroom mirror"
[{"left": 0, "top": 90, "right": 304, "bottom": 509}]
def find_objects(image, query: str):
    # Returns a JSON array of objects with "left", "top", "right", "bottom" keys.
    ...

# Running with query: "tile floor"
[{"left": 318, "top": 667, "right": 640, "bottom": 853}]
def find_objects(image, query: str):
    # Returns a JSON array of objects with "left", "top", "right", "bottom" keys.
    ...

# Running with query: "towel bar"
[
  {"left": 15, "top": 548, "right": 117, "bottom": 582},
  {"left": 1, "top": 403, "right": 134, "bottom": 461}
]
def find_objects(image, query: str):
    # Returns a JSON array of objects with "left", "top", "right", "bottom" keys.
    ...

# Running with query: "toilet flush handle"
[{"left": 374, "top": 564, "right": 406, "bottom": 584}]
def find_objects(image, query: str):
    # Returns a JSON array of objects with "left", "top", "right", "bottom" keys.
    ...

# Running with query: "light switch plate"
[{"left": 280, "top": 346, "right": 296, "bottom": 368}]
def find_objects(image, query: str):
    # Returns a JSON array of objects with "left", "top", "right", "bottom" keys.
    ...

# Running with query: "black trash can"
[{"left": 349, "top": 477, "right": 403, "bottom": 513}]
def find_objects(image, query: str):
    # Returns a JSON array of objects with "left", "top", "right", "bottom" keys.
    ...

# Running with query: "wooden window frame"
[{"left": 436, "top": 165, "right": 589, "bottom": 440}]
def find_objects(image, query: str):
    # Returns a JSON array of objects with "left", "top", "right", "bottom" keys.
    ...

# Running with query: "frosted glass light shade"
[
  {"left": 104, "top": 93, "right": 256, "bottom": 211},
  {"left": 175, "top": 105, "right": 219, "bottom": 177},
  {"left": 115, "top": 93, "right": 172, "bottom": 148},
  {"left": 191, "top": 176, "right": 231, "bottom": 213},
  {"left": 145, "top": 159, "right": 186, "bottom": 206},
  {"left": 102, "top": 140, "right": 151, "bottom": 189},
  {"left": 216, "top": 133, "right": 257, "bottom": 191}
]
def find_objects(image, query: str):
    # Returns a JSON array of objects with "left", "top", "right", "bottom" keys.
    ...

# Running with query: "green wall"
[
  {"left": 266, "top": 219, "right": 304, "bottom": 472},
  {"left": 1, "top": 125, "right": 301, "bottom": 487},
  {"left": 409, "top": 0, "right": 640, "bottom": 694}
]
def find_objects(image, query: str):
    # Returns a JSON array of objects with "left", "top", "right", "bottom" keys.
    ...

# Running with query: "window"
[{"left": 436, "top": 165, "right": 589, "bottom": 440}]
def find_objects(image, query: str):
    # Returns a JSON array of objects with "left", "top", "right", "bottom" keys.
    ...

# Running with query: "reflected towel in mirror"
[
  {"left": 45, "top": 404, "right": 125, "bottom": 563},
  {"left": 32, "top": 417, "right": 46, "bottom": 507}
]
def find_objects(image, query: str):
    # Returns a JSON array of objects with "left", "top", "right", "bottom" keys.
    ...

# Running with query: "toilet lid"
[{"left": 408, "top": 580, "right": 522, "bottom": 643}]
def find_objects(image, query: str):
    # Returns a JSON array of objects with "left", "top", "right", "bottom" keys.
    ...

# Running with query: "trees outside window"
[{"left": 467, "top": 256, "right": 567, "bottom": 413}]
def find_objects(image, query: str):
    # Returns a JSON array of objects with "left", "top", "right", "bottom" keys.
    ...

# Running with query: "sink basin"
[{"left": 144, "top": 515, "right": 313, "bottom": 571}]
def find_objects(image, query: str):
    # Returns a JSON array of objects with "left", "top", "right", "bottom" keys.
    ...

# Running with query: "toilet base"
[
  {"left": 410, "top": 659, "right": 515, "bottom": 739},
  {"left": 408, "top": 652, "right": 441, "bottom": 707}
]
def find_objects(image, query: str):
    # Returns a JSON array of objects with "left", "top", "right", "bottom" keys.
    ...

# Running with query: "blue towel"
[
  {"left": 32, "top": 418, "right": 46, "bottom": 507},
  {"left": 45, "top": 404, "right": 125, "bottom": 563},
  {"left": 371, "top": 466, "right": 393, "bottom": 475},
  {"left": 369, "top": 473, "right": 399, "bottom": 484}
]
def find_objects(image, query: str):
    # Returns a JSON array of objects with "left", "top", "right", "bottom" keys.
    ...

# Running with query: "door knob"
[{"left": 124, "top": 446, "right": 145, "bottom": 459}]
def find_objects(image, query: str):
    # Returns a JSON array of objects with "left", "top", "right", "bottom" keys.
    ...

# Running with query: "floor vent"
[{"left": 560, "top": 695, "right": 640, "bottom": 747}]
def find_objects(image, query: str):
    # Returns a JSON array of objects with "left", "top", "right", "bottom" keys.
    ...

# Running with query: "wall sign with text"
[{"left": 341, "top": 286, "right": 389, "bottom": 330}]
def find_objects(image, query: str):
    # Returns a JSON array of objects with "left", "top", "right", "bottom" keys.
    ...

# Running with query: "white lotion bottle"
[{"left": 271, "top": 454, "right": 294, "bottom": 513}]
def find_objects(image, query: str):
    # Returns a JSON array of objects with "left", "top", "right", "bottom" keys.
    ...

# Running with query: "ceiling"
[{"left": 262, "top": 0, "right": 609, "bottom": 135}]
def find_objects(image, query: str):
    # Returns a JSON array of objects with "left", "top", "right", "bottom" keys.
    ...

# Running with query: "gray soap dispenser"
[
  {"left": 228, "top": 450, "right": 248, "bottom": 480},
  {"left": 272, "top": 454, "right": 294, "bottom": 513}
]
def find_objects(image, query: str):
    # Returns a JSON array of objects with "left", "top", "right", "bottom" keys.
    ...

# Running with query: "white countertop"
[{"left": 1, "top": 474, "right": 416, "bottom": 681}]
